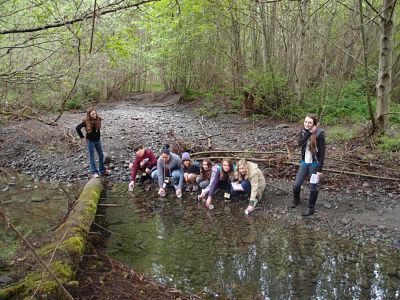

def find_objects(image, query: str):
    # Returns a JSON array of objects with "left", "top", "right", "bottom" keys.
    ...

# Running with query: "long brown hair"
[
  {"left": 220, "top": 158, "right": 234, "bottom": 181},
  {"left": 307, "top": 114, "right": 318, "bottom": 155},
  {"left": 85, "top": 108, "right": 101, "bottom": 134},
  {"left": 200, "top": 158, "right": 212, "bottom": 180}
]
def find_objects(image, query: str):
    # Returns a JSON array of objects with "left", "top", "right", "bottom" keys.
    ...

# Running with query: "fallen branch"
[
  {"left": 93, "top": 222, "right": 114, "bottom": 235},
  {"left": 97, "top": 203, "right": 122, "bottom": 207},
  {"left": 198, "top": 117, "right": 212, "bottom": 148},
  {"left": 192, "top": 155, "right": 400, "bottom": 182},
  {"left": 190, "top": 150, "right": 287, "bottom": 156},
  {"left": 284, "top": 161, "right": 400, "bottom": 182}
]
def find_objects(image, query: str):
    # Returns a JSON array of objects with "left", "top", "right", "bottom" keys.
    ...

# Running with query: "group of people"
[
  {"left": 127, "top": 144, "right": 267, "bottom": 214},
  {"left": 76, "top": 108, "right": 325, "bottom": 216}
]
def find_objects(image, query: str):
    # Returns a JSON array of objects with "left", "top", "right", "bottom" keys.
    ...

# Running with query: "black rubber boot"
[
  {"left": 291, "top": 186, "right": 301, "bottom": 208},
  {"left": 302, "top": 191, "right": 318, "bottom": 216}
]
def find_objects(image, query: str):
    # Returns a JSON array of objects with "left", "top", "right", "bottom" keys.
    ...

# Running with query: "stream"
[
  {"left": 1, "top": 172, "right": 399, "bottom": 299},
  {"left": 104, "top": 183, "right": 400, "bottom": 299}
]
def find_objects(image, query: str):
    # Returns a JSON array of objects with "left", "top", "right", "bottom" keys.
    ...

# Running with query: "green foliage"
[
  {"left": 0, "top": 232, "right": 19, "bottom": 261},
  {"left": 279, "top": 79, "right": 374, "bottom": 125},
  {"left": 243, "top": 71, "right": 290, "bottom": 112},
  {"left": 65, "top": 98, "right": 81, "bottom": 110},
  {"left": 377, "top": 135, "right": 400, "bottom": 152},
  {"left": 180, "top": 88, "right": 202, "bottom": 102},
  {"left": 193, "top": 91, "right": 220, "bottom": 117},
  {"left": 327, "top": 125, "right": 355, "bottom": 143},
  {"left": 250, "top": 114, "right": 265, "bottom": 123}
]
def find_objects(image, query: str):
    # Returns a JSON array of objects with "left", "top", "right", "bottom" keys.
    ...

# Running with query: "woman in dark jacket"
[
  {"left": 292, "top": 114, "right": 326, "bottom": 216},
  {"left": 76, "top": 108, "right": 109, "bottom": 178}
]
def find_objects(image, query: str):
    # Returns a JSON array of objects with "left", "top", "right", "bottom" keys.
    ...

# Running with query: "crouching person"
[
  {"left": 196, "top": 158, "right": 212, "bottom": 191},
  {"left": 181, "top": 152, "right": 201, "bottom": 192},
  {"left": 128, "top": 145, "right": 157, "bottom": 191},
  {"left": 151, "top": 144, "right": 183, "bottom": 198},
  {"left": 236, "top": 159, "right": 266, "bottom": 215},
  {"left": 202, "top": 158, "right": 236, "bottom": 209}
]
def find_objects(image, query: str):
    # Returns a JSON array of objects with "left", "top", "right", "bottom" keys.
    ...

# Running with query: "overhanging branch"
[{"left": 0, "top": 0, "right": 158, "bottom": 35}]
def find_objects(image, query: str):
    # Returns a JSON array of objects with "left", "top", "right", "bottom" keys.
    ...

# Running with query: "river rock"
[
  {"left": 31, "top": 194, "right": 45, "bottom": 202},
  {"left": 276, "top": 124, "right": 290, "bottom": 129},
  {"left": 340, "top": 217, "right": 350, "bottom": 225},
  {"left": 0, "top": 275, "right": 13, "bottom": 285}
]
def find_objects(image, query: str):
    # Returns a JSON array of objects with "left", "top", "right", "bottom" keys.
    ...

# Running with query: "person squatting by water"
[
  {"left": 236, "top": 159, "right": 266, "bottom": 215},
  {"left": 196, "top": 158, "right": 212, "bottom": 192},
  {"left": 202, "top": 158, "right": 236, "bottom": 210},
  {"left": 292, "top": 114, "right": 326, "bottom": 216},
  {"left": 181, "top": 152, "right": 201, "bottom": 192},
  {"left": 128, "top": 145, "right": 158, "bottom": 191},
  {"left": 76, "top": 108, "right": 110, "bottom": 178},
  {"left": 151, "top": 144, "right": 184, "bottom": 198}
]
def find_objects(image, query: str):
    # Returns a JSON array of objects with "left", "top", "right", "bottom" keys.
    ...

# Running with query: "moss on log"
[{"left": 0, "top": 178, "right": 103, "bottom": 300}]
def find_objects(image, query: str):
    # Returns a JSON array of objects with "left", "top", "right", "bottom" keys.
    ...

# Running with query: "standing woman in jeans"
[
  {"left": 292, "top": 114, "right": 326, "bottom": 216},
  {"left": 76, "top": 108, "right": 108, "bottom": 178}
]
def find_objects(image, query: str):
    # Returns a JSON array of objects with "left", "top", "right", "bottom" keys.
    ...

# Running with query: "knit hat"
[{"left": 181, "top": 152, "right": 190, "bottom": 161}]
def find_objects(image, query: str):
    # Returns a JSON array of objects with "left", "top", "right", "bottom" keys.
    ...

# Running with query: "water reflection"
[
  {"left": 0, "top": 171, "right": 80, "bottom": 272},
  {"left": 105, "top": 183, "right": 400, "bottom": 299}
]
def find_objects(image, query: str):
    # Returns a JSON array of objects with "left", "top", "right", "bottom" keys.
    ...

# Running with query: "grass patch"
[
  {"left": 377, "top": 135, "right": 400, "bottom": 152},
  {"left": 327, "top": 125, "right": 356, "bottom": 143},
  {"left": 0, "top": 232, "right": 19, "bottom": 262}
]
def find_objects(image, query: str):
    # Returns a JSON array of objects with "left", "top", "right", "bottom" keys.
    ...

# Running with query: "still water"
[
  {"left": 105, "top": 183, "right": 400, "bottom": 299},
  {"left": 0, "top": 172, "right": 81, "bottom": 277}
]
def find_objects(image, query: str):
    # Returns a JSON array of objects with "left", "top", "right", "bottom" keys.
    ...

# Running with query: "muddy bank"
[{"left": 0, "top": 93, "right": 399, "bottom": 250}]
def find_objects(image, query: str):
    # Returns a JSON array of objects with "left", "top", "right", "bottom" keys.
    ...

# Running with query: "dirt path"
[{"left": 1, "top": 92, "right": 399, "bottom": 249}]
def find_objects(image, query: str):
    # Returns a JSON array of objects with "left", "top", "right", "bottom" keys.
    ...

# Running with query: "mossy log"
[{"left": 0, "top": 178, "right": 103, "bottom": 300}]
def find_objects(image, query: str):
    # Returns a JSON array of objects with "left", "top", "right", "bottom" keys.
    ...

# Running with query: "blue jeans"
[
  {"left": 86, "top": 139, "right": 105, "bottom": 174},
  {"left": 151, "top": 169, "right": 182, "bottom": 188},
  {"left": 231, "top": 180, "right": 251, "bottom": 197}
]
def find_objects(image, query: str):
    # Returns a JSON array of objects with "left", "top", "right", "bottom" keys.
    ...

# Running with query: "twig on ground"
[{"left": 0, "top": 208, "right": 74, "bottom": 300}]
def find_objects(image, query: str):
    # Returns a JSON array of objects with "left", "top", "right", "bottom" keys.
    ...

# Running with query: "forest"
[
  {"left": 0, "top": 0, "right": 399, "bottom": 144},
  {"left": 1, "top": 1, "right": 400, "bottom": 299}
]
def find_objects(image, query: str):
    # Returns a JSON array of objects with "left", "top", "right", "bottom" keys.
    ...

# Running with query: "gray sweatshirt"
[{"left": 156, "top": 152, "right": 184, "bottom": 189}]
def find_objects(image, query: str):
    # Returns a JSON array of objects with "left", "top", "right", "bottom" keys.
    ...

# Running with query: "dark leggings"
[{"left": 294, "top": 163, "right": 319, "bottom": 192}]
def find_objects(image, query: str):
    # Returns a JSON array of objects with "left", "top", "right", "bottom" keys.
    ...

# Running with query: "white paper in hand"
[
  {"left": 310, "top": 174, "right": 319, "bottom": 184},
  {"left": 231, "top": 181, "right": 244, "bottom": 192}
]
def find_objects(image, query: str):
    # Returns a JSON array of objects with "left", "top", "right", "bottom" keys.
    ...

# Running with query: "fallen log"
[
  {"left": 0, "top": 178, "right": 103, "bottom": 299},
  {"left": 192, "top": 156, "right": 400, "bottom": 182}
]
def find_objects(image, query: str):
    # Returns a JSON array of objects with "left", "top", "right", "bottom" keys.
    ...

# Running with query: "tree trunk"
[
  {"left": 375, "top": 0, "right": 395, "bottom": 135},
  {"left": 230, "top": 10, "right": 245, "bottom": 91},
  {"left": 294, "top": 0, "right": 309, "bottom": 104},
  {"left": 358, "top": 0, "right": 376, "bottom": 131}
]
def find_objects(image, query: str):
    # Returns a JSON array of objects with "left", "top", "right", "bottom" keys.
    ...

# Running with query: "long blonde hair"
[{"left": 236, "top": 159, "right": 249, "bottom": 181}]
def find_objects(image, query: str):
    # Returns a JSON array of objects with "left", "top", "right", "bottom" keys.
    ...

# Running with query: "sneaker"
[
  {"left": 93, "top": 173, "right": 99, "bottom": 178},
  {"left": 176, "top": 189, "right": 182, "bottom": 198},
  {"left": 185, "top": 184, "right": 192, "bottom": 192},
  {"left": 158, "top": 189, "right": 166, "bottom": 197},
  {"left": 192, "top": 184, "right": 199, "bottom": 192}
]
